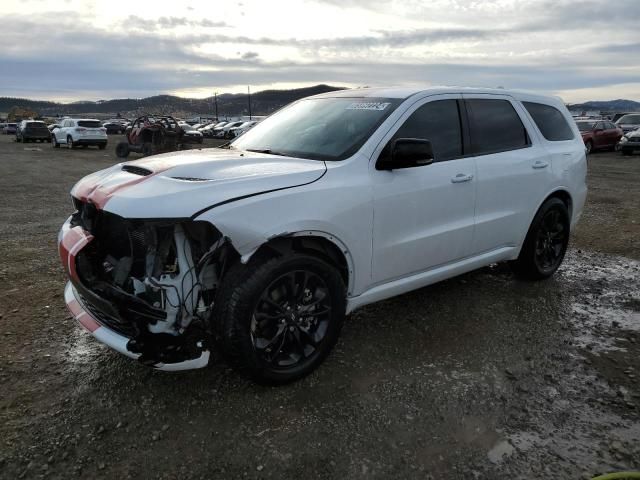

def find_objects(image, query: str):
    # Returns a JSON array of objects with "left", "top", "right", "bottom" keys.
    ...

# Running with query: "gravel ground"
[{"left": 0, "top": 134, "right": 638, "bottom": 480}]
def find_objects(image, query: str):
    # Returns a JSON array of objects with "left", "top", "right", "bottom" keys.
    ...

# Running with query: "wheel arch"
[
  {"left": 515, "top": 188, "right": 574, "bottom": 258},
  {"left": 246, "top": 231, "right": 355, "bottom": 296},
  {"left": 542, "top": 188, "right": 573, "bottom": 221}
]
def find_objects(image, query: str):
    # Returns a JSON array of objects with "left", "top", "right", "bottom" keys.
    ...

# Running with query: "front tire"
[
  {"left": 115, "top": 141, "right": 130, "bottom": 158},
  {"left": 67, "top": 136, "right": 76, "bottom": 149},
  {"left": 511, "top": 197, "right": 570, "bottom": 280},
  {"left": 52, "top": 135, "right": 59, "bottom": 148},
  {"left": 214, "top": 253, "right": 346, "bottom": 384}
]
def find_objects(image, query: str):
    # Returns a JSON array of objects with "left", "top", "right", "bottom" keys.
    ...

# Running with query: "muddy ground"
[{"left": 0, "top": 134, "right": 638, "bottom": 480}]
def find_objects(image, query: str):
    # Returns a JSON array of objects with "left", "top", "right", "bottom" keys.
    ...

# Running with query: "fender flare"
[{"left": 239, "top": 229, "right": 357, "bottom": 296}]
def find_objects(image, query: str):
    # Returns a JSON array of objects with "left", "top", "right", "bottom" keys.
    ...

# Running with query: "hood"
[
  {"left": 625, "top": 129, "right": 640, "bottom": 138},
  {"left": 71, "top": 148, "right": 326, "bottom": 219}
]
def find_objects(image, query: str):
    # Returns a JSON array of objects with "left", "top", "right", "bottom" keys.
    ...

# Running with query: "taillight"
[{"left": 75, "top": 127, "right": 87, "bottom": 132}]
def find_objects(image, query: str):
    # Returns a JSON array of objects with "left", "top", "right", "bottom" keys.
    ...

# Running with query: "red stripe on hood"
[{"left": 73, "top": 164, "right": 172, "bottom": 209}]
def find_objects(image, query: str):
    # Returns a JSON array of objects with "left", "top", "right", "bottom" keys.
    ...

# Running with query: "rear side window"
[
  {"left": 78, "top": 120, "right": 102, "bottom": 128},
  {"left": 386, "top": 99, "right": 463, "bottom": 161},
  {"left": 466, "top": 99, "right": 530, "bottom": 155},
  {"left": 523, "top": 102, "right": 574, "bottom": 141}
]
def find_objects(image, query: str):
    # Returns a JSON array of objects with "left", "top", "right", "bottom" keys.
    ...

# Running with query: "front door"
[{"left": 370, "top": 96, "right": 477, "bottom": 285}]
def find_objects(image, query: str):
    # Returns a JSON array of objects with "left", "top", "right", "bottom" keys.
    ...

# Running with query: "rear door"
[
  {"left": 593, "top": 121, "right": 608, "bottom": 148},
  {"left": 463, "top": 95, "right": 552, "bottom": 254},
  {"left": 370, "top": 95, "right": 477, "bottom": 284}
]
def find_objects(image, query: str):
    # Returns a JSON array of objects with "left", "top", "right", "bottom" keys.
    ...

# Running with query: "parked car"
[
  {"left": 16, "top": 120, "right": 51, "bottom": 143},
  {"left": 217, "top": 121, "right": 244, "bottom": 138},
  {"left": 618, "top": 128, "right": 640, "bottom": 156},
  {"left": 228, "top": 120, "right": 259, "bottom": 138},
  {"left": 202, "top": 122, "right": 227, "bottom": 138},
  {"left": 181, "top": 124, "right": 204, "bottom": 144},
  {"left": 59, "top": 87, "right": 586, "bottom": 383},
  {"left": 103, "top": 121, "right": 127, "bottom": 134},
  {"left": 5, "top": 123, "right": 17, "bottom": 135},
  {"left": 615, "top": 113, "right": 640, "bottom": 134},
  {"left": 575, "top": 120, "right": 623, "bottom": 153},
  {"left": 52, "top": 118, "right": 108, "bottom": 149}
]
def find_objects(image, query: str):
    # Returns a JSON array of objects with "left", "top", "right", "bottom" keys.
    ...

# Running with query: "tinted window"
[
  {"left": 78, "top": 120, "right": 102, "bottom": 128},
  {"left": 466, "top": 99, "right": 529, "bottom": 154},
  {"left": 523, "top": 102, "right": 574, "bottom": 141},
  {"left": 576, "top": 121, "right": 595, "bottom": 131},
  {"left": 385, "top": 99, "right": 463, "bottom": 161}
]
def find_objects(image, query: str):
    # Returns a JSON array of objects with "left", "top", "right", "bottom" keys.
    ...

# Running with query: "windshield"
[
  {"left": 231, "top": 97, "right": 402, "bottom": 161},
  {"left": 576, "top": 121, "right": 596, "bottom": 131},
  {"left": 617, "top": 114, "right": 640, "bottom": 125}
]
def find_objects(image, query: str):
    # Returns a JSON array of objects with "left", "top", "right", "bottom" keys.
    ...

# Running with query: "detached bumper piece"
[{"left": 65, "top": 282, "right": 210, "bottom": 371}]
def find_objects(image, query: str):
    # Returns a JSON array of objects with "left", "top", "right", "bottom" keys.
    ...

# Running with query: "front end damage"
[{"left": 59, "top": 199, "right": 235, "bottom": 370}]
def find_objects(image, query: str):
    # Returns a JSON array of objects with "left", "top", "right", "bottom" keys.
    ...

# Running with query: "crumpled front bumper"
[{"left": 59, "top": 216, "right": 210, "bottom": 371}]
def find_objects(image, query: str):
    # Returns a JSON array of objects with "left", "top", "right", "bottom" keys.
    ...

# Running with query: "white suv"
[
  {"left": 52, "top": 118, "right": 108, "bottom": 149},
  {"left": 58, "top": 87, "right": 587, "bottom": 383}
]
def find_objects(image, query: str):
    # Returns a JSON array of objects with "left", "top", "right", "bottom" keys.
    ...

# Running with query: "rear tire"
[
  {"left": 115, "top": 142, "right": 130, "bottom": 158},
  {"left": 622, "top": 148, "right": 633, "bottom": 156},
  {"left": 142, "top": 142, "right": 154, "bottom": 157},
  {"left": 213, "top": 253, "right": 346, "bottom": 384},
  {"left": 511, "top": 197, "right": 570, "bottom": 280}
]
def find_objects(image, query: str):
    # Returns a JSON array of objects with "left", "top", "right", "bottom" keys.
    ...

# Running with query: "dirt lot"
[{"left": 0, "top": 134, "right": 638, "bottom": 480}]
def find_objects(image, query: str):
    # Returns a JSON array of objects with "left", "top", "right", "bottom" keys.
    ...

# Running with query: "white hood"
[{"left": 71, "top": 147, "right": 327, "bottom": 219}]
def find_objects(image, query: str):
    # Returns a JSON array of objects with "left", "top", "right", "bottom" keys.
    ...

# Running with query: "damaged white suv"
[{"left": 59, "top": 87, "right": 587, "bottom": 383}]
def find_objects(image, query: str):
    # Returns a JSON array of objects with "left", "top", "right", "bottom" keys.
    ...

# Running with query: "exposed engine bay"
[{"left": 70, "top": 199, "right": 233, "bottom": 365}]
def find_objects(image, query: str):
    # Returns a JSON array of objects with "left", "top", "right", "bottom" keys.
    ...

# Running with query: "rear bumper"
[
  {"left": 75, "top": 139, "right": 107, "bottom": 146},
  {"left": 59, "top": 218, "right": 210, "bottom": 371},
  {"left": 22, "top": 134, "right": 51, "bottom": 140}
]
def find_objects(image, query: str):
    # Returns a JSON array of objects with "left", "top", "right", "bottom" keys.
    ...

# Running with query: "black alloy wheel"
[
  {"left": 215, "top": 253, "right": 346, "bottom": 384},
  {"left": 534, "top": 209, "right": 567, "bottom": 273},
  {"left": 251, "top": 270, "right": 332, "bottom": 369},
  {"left": 511, "top": 197, "right": 570, "bottom": 280}
]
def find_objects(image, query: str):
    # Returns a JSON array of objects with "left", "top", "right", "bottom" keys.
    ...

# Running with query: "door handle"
[
  {"left": 532, "top": 161, "right": 549, "bottom": 169},
  {"left": 451, "top": 173, "right": 474, "bottom": 183}
]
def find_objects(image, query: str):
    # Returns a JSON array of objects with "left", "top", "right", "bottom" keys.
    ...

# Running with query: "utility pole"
[
  {"left": 214, "top": 91, "right": 218, "bottom": 121},
  {"left": 248, "top": 86, "right": 252, "bottom": 120}
]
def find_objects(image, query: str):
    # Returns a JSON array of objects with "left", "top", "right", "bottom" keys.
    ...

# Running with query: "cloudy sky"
[{"left": 1, "top": 0, "right": 638, "bottom": 103}]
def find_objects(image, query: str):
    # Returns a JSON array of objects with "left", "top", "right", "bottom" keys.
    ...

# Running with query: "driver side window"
[{"left": 382, "top": 99, "right": 464, "bottom": 162}]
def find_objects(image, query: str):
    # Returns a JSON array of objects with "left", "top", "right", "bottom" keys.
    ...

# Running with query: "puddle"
[
  {"left": 64, "top": 327, "right": 104, "bottom": 365},
  {"left": 561, "top": 251, "right": 640, "bottom": 354}
]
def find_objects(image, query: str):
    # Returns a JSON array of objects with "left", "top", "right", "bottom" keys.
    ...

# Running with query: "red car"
[{"left": 575, "top": 120, "right": 623, "bottom": 154}]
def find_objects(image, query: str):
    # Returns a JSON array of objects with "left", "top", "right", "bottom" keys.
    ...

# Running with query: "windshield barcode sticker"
[{"left": 346, "top": 102, "right": 391, "bottom": 111}]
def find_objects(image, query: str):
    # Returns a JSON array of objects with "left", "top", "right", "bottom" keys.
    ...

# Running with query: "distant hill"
[
  {"left": 568, "top": 99, "right": 640, "bottom": 112},
  {"left": 0, "top": 84, "right": 345, "bottom": 119}
]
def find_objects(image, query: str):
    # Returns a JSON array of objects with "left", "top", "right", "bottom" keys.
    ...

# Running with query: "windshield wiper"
[
  {"left": 245, "top": 148, "right": 291, "bottom": 157},
  {"left": 217, "top": 142, "right": 235, "bottom": 149}
]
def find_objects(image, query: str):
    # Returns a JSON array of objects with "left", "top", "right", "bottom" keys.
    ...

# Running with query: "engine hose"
[{"left": 591, "top": 473, "right": 640, "bottom": 480}]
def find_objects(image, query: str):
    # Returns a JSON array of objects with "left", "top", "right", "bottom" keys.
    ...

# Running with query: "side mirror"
[{"left": 377, "top": 138, "right": 434, "bottom": 170}]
